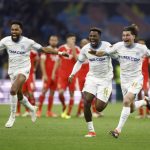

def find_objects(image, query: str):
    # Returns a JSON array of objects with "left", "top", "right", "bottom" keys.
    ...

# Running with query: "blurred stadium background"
[
  {"left": 0, "top": 0, "right": 150, "bottom": 104},
  {"left": 0, "top": 0, "right": 150, "bottom": 103}
]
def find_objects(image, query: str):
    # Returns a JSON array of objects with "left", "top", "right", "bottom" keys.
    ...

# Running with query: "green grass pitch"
[{"left": 0, "top": 103, "right": 150, "bottom": 150}]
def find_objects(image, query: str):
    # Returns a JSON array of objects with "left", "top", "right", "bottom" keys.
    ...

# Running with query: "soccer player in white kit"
[
  {"left": 69, "top": 27, "right": 113, "bottom": 137},
  {"left": 0, "top": 20, "right": 69, "bottom": 128},
  {"left": 89, "top": 24, "right": 150, "bottom": 138}
]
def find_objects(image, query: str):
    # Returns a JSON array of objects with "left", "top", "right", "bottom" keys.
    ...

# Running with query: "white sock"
[
  {"left": 87, "top": 121, "right": 95, "bottom": 132},
  {"left": 10, "top": 95, "right": 17, "bottom": 118},
  {"left": 20, "top": 96, "right": 34, "bottom": 111},
  {"left": 134, "top": 100, "right": 147, "bottom": 110},
  {"left": 116, "top": 107, "right": 130, "bottom": 133}
]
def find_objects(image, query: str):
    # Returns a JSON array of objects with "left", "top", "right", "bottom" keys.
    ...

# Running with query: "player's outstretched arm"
[
  {"left": 41, "top": 47, "right": 69, "bottom": 57},
  {"left": 68, "top": 61, "right": 83, "bottom": 83}
]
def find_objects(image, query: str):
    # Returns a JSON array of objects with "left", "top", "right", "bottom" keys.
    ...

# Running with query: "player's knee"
[
  {"left": 95, "top": 105, "right": 103, "bottom": 112},
  {"left": 123, "top": 99, "right": 130, "bottom": 106},
  {"left": 130, "top": 103, "right": 135, "bottom": 113},
  {"left": 17, "top": 93, "right": 23, "bottom": 100},
  {"left": 83, "top": 99, "right": 91, "bottom": 107},
  {"left": 10, "top": 89, "right": 17, "bottom": 95}
]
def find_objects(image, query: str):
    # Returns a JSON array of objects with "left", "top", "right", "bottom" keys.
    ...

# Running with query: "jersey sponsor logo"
[
  {"left": 9, "top": 49, "right": 26, "bottom": 54},
  {"left": 119, "top": 55, "right": 140, "bottom": 62},
  {"left": 89, "top": 57, "right": 106, "bottom": 62}
]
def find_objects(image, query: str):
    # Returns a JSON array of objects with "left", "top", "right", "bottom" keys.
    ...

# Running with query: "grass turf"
[{"left": 0, "top": 103, "right": 150, "bottom": 150}]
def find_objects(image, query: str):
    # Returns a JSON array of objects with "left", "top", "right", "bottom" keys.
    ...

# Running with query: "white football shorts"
[
  {"left": 82, "top": 76, "right": 112, "bottom": 103},
  {"left": 121, "top": 75, "right": 143, "bottom": 96},
  {"left": 9, "top": 67, "right": 30, "bottom": 83}
]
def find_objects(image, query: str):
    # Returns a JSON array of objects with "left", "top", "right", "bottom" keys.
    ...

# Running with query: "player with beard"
[
  {"left": 76, "top": 38, "right": 103, "bottom": 118},
  {"left": 36, "top": 35, "right": 59, "bottom": 117},
  {"left": 0, "top": 20, "right": 69, "bottom": 128},
  {"left": 16, "top": 49, "right": 39, "bottom": 117},
  {"left": 69, "top": 27, "right": 113, "bottom": 137},
  {"left": 89, "top": 24, "right": 150, "bottom": 138}
]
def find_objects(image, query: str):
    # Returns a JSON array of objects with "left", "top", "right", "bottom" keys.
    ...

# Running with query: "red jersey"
[
  {"left": 40, "top": 53, "right": 59, "bottom": 76},
  {"left": 58, "top": 44, "right": 80, "bottom": 77},
  {"left": 142, "top": 57, "right": 149, "bottom": 90},
  {"left": 142, "top": 57, "right": 149, "bottom": 80},
  {"left": 77, "top": 62, "right": 89, "bottom": 90},
  {"left": 22, "top": 50, "right": 39, "bottom": 93},
  {"left": 30, "top": 50, "right": 39, "bottom": 75}
]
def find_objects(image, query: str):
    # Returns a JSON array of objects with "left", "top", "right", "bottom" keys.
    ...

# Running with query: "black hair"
[
  {"left": 90, "top": 27, "right": 102, "bottom": 35},
  {"left": 10, "top": 20, "right": 23, "bottom": 30},
  {"left": 49, "top": 35, "right": 59, "bottom": 39},
  {"left": 123, "top": 24, "right": 139, "bottom": 38},
  {"left": 66, "top": 33, "right": 76, "bottom": 39}
]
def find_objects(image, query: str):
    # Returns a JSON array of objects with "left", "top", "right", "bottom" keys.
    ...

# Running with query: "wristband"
[{"left": 58, "top": 51, "right": 63, "bottom": 55}]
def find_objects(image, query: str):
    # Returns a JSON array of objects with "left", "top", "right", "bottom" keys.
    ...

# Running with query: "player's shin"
[
  {"left": 47, "top": 96, "right": 53, "bottom": 111},
  {"left": 67, "top": 98, "right": 74, "bottom": 115},
  {"left": 20, "top": 96, "right": 34, "bottom": 111},
  {"left": 116, "top": 107, "right": 130, "bottom": 133},
  {"left": 10, "top": 95, "right": 18, "bottom": 118},
  {"left": 59, "top": 94, "right": 66, "bottom": 111},
  {"left": 84, "top": 100, "right": 95, "bottom": 132},
  {"left": 5, "top": 95, "right": 17, "bottom": 128}
]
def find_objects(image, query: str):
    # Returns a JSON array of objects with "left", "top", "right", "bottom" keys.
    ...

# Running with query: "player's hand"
[
  {"left": 88, "top": 48, "right": 105, "bottom": 57},
  {"left": 43, "top": 75, "right": 48, "bottom": 81},
  {"left": 88, "top": 48, "right": 97, "bottom": 55},
  {"left": 51, "top": 72, "right": 55, "bottom": 81},
  {"left": 68, "top": 74, "right": 75, "bottom": 84},
  {"left": 58, "top": 51, "right": 69, "bottom": 57},
  {"left": 62, "top": 52, "right": 69, "bottom": 57}
]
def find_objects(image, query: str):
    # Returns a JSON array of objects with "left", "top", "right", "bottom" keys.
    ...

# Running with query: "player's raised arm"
[{"left": 41, "top": 47, "right": 69, "bottom": 57}]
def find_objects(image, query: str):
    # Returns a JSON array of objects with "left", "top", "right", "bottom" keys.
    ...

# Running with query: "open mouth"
[
  {"left": 91, "top": 41, "right": 96, "bottom": 45},
  {"left": 124, "top": 40, "right": 130, "bottom": 44},
  {"left": 124, "top": 39, "right": 130, "bottom": 42},
  {"left": 12, "top": 34, "right": 17, "bottom": 38}
]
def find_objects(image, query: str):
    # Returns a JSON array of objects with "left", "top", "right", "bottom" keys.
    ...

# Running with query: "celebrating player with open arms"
[
  {"left": 69, "top": 27, "right": 113, "bottom": 137},
  {"left": 0, "top": 20, "right": 69, "bottom": 128},
  {"left": 89, "top": 24, "right": 150, "bottom": 138}
]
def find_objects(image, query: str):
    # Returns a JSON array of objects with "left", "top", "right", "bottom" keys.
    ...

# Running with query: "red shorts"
[
  {"left": 22, "top": 74, "right": 35, "bottom": 93},
  {"left": 57, "top": 75, "right": 76, "bottom": 91},
  {"left": 42, "top": 77, "right": 57, "bottom": 91}
]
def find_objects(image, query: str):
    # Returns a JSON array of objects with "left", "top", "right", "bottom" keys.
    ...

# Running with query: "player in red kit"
[
  {"left": 52, "top": 33, "right": 80, "bottom": 119},
  {"left": 136, "top": 39, "right": 150, "bottom": 118},
  {"left": 16, "top": 49, "right": 39, "bottom": 117},
  {"left": 36, "top": 35, "right": 59, "bottom": 117}
]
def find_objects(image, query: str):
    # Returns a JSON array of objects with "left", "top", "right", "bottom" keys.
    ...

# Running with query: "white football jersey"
[
  {"left": 78, "top": 41, "right": 113, "bottom": 80},
  {"left": 0, "top": 36, "right": 42, "bottom": 75},
  {"left": 106, "top": 41, "right": 150, "bottom": 83}
]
